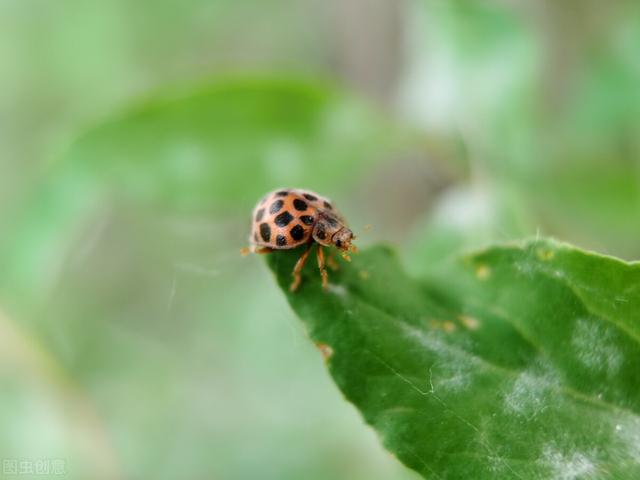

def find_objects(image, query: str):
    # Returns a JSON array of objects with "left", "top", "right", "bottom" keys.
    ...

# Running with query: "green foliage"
[
  {"left": 0, "top": 77, "right": 396, "bottom": 308},
  {"left": 0, "top": 76, "right": 417, "bottom": 480},
  {"left": 414, "top": 0, "right": 640, "bottom": 260},
  {"left": 267, "top": 239, "right": 640, "bottom": 479},
  {"left": 58, "top": 77, "right": 392, "bottom": 210},
  {"left": 3, "top": 1, "right": 639, "bottom": 477}
]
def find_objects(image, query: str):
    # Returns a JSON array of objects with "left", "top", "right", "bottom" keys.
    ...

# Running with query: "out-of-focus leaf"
[
  {"left": 404, "top": 184, "right": 534, "bottom": 278},
  {"left": 412, "top": 1, "right": 640, "bottom": 259},
  {"left": 267, "top": 239, "right": 640, "bottom": 479},
  {"left": 60, "top": 77, "right": 394, "bottom": 210},
  {"left": 0, "top": 77, "right": 398, "bottom": 306}
]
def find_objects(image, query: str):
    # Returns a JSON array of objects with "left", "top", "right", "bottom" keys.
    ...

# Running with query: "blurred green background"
[{"left": 1, "top": 0, "right": 638, "bottom": 478}]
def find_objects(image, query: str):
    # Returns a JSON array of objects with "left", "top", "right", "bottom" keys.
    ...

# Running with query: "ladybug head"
[
  {"left": 332, "top": 227, "right": 356, "bottom": 253},
  {"left": 312, "top": 212, "right": 357, "bottom": 259}
]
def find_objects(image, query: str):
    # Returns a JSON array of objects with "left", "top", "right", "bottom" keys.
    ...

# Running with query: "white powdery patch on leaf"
[
  {"left": 504, "top": 371, "right": 557, "bottom": 420},
  {"left": 614, "top": 414, "right": 640, "bottom": 463},
  {"left": 541, "top": 446, "right": 597, "bottom": 480},
  {"left": 571, "top": 318, "right": 623, "bottom": 376},
  {"left": 399, "top": 323, "right": 481, "bottom": 393},
  {"left": 430, "top": 361, "right": 472, "bottom": 394},
  {"left": 486, "top": 454, "right": 510, "bottom": 474},
  {"left": 401, "top": 323, "right": 481, "bottom": 365}
]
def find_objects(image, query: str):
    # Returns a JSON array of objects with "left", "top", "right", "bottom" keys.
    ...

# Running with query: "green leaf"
[
  {"left": 266, "top": 239, "right": 640, "bottom": 479},
  {"left": 55, "top": 76, "right": 394, "bottom": 210}
]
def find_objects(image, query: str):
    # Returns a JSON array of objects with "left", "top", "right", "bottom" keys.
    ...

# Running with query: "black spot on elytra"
[
  {"left": 276, "top": 190, "right": 289, "bottom": 197},
  {"left": 323, "top": 201, "right": 333, "bottom": 210},
  {"left": 276, "top": 235, "right": 287, "bottom": 247},
  {"left": 315, "top": 226, "right": 326, "bottom": 240},
  {"left": 300, "top": 215, "right": 314, "bottom": 226},
  {"left": 255, "top": 208, "right": 265, "bottom": 222},
  {"left": 303, "top": 193, "right": 318, "bottom": 201},
  {"left": 259, "top": 223, "right": 271, "bottom": 242},
  {"left": 293, "top": 199, "right": 308, "bottom": 211},
  {"left": 275, "top": 211, "right": 294, "bottom": 227},
  {"left": 269, "top": 200, "right": 284, "bottom": 214},
  {"left": 290, "top": 224, "right": 305, "bottom": 241}
]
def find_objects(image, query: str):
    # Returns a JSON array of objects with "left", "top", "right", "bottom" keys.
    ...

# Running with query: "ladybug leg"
[
  {"left": 290, "top": 243, "right": 313, "bottom": 292},
  {"left": 241, "top": 246, "right": 273, "bottom": 256},
  {"left": 326, "top": 249, "right": 340, "bottom": 271},
  {"left": 316, "top": 246, "right": 329, "bottom": 291}
]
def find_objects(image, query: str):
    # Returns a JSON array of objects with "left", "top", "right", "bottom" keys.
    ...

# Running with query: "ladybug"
[{"left": 244, "top": 188, "right": 357, "bottom": 292}]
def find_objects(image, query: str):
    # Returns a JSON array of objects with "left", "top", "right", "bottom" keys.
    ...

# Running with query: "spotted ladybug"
[{"left": 244, "top": 188, "right": 357, "bottom": 292}]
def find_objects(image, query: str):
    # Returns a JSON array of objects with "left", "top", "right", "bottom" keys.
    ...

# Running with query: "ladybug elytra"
[{"left": 243, "top": 188, "right": 357, "bottom": 292}]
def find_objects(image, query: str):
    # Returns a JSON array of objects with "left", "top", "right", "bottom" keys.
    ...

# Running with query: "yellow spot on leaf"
[
  {"left": 475, "top": 264, "right": 491, "bottom": 280},
  {"left": 536, "top": 247, "right": 555, "bottom": 261},
  {"left": 458, "top": 315, "right": 480, "bottom": 330},
  {"left": 442, "top": 321, "right": 456, "bottom": 333},
  {"left": 427, "top": 319, "right": 457, "bottom": 333},
  {"left": 428, "top": 319, "right": 441, "bottom": 329}
]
